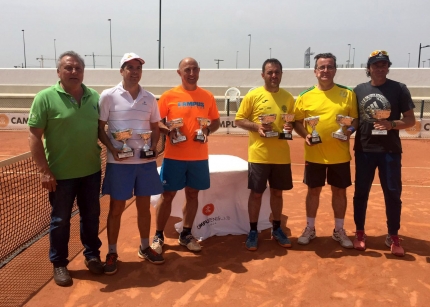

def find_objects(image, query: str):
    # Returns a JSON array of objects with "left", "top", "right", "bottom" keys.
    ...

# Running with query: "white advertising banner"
[
  {"left": 0, "top": 113, "right": 29, "bottom": 130},
  {"left": 399, "top": 119, "right": 421, "bottom": 138},
  {"left": 419, "top": 119, "right": 430, "bottom": 138}
]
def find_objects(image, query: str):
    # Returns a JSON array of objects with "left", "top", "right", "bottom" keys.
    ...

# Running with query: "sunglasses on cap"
[{"left": 369, "top": 50, "right": 389, "bottom": 57}]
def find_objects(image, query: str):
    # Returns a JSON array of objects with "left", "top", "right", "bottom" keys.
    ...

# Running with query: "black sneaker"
[
  {"left": 104, "top": 253, "right": 118, "bottom": 275},
  {"left": 138, "top": 246, "right": 165, "bottom": 264},
  {"left": 84, "top": 257, "right": 104, "bottom": 275},
  {"left": 53, "top": 266, "right": 73, "bottom": 287}
]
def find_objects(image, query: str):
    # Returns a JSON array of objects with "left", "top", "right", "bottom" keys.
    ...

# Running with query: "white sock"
[
  {"left": 108, "top": 244, "right": 117, "bottom": 254},
  {"left": 140, "top": 238, "right": 149, "bottom": 250},
  {"left": 335, "top": 218, "right": 344, "bottom": 231},
  {"left": 306, "top": 217, "right": 315, "bottom": 229}
]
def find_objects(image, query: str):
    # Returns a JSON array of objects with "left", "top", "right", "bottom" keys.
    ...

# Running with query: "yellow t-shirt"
[
  {"left": 294, "top": 84, "right": 358, "bottom": 164},
  {"left": 235, "top": 86, "right": 295, "bottom": 164}
]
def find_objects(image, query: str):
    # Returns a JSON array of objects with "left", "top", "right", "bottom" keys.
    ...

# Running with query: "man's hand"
[
  {"left": 373, "top": 120, "right": 392, "bottom": 131},
  {"left": 41, "top": 170, "right": 57, "bottom": 192},
  {"left": 258, "top": 123, "right": 273, "bottom": 137}
]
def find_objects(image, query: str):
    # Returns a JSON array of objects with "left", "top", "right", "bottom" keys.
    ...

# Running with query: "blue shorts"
[
  {"left": 160, "top": 158, "right": 210, "bottom": 191},
  {"left": 102, "top": 162, "right": 163, "bottom": 200}
]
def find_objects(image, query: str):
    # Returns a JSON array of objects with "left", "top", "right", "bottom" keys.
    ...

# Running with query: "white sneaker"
[
  {"left": 151, "top": 236, "right": 164, "bottom": 254},
  {"left": 298, "top": 226, "right": 316, "bottom": 245},
  {"left": 178, "top": 234, "right": 201, "bottom": 252},
  {"left": 332, "top": 228, "right": 353, "bottom": 249}
]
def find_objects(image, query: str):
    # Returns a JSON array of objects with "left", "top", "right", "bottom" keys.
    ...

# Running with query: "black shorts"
[
  {"left": 248, "top": 163, "right": 293, "bottom": 194},
  {"left": 304, "top": 161, "right": 351, "bottom": 189}
]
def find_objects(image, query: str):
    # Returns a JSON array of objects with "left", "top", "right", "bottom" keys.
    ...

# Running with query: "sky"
[{"left": 1, "top": 0, "right": 430, "bottom": 69}]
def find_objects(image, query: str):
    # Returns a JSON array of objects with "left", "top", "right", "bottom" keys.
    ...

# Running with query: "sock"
[
  {"left": 108, "top": 244, "right": 117, "bottom": 254},
  {"left": 306, "top": 217, "right": 315, "bottom": 229},
  {"left": 181, "top": 227, "right": 192, "bottom": 238},
  {"left": 334, "top": 218, "right": 344, "bottom": 231},
  {"left": 272, "top": 220, "right": 281, "bottom": 231},
  {"left": 250, "top": 222, "right": 258, "bottom": 231},
  {"left": 155, "top": 230, "right": 164, "bottom": 240},
  {"left": 140, "top": 238, "right": 149, "bottom": 250}
]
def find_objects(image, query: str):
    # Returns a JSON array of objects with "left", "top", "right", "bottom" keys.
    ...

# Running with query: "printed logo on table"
[
  {"left": 202, "top": 203, "right": 214, "bottom": 216},
  {"left": 0, "top": 114, "right": 9, "bottom": 128}
]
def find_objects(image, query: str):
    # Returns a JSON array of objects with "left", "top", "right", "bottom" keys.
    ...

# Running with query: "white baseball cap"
[{"left": 120, "top": 52, "right": 145, "bottom": 67}]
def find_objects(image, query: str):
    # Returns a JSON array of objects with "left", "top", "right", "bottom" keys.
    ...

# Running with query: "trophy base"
[
  {"left": 332, "top": 132, "right": 347, "bottom": 141},
  {"left": 372, "top": 129, "right": 388, "bottom": 135},
  {"left": 118, "top": 151, "right": 134, "bottom": 159},
  {"left": 194, "top": 134, "right": 205, "bottom": 143},
  {"left": 263, "top": 131, "right": 279, "bottom": 138},
  {"left": 140, "top": 150, "right": 155, "bottom": 159},
  {"left": 171, "top": 135, "right": 187, "bottom": 144},
  {"left": 310, "top": 137, "right": 322, "bottom": 144},
  {"left": 279, "top": 132, "right": 293, "bottom": 140}
]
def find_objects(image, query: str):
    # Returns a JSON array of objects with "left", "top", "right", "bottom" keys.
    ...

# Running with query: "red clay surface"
[{"left": 2, "top": 131, "right": 430, "bottom": 307}]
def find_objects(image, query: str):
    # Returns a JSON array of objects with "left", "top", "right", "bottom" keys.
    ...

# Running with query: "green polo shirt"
[{"left": 28, "top": 81, "right": 101, "bottom": 180}]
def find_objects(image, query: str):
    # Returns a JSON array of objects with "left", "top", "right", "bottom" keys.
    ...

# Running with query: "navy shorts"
[
  {"left": 160, "top": 158, "right": 210, "bottom": 191},
  {"left": 248, "top": 163, "right": 293, "bottom": 194},
  {"left": 102, "top": 162, "right": 163, "bottom": 200},
  {"left": 304, "top": 161, "right": 351, "bottom": 189}
]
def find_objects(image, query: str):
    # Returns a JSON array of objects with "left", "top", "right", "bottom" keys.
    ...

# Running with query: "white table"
[{"left": 151, "top": 155, "right": 271, "bottom": 240}]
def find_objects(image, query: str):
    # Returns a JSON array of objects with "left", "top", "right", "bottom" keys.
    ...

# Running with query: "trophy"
[
  {"left": 111, "top": 129, "right": 134, "bottom": 158},
  {"left": 166, "top": 118, "right": 187, "bottom": 144},
  {"left": 138, "top": 131, "right": 156, "bottom": 159},
  {"left": 371, "top": 109, "right": 391, "bottom": 135},
  {"left": 194, "top": 117, "right": 211, "bottom": 142},
  {"left": 304, "top": 116, "right": 322, "bottom": 144},
  {"left": 279, "top": 114, "right": 295, "bottom": 140},
  {"left": 332, "top": 115, "right": 354, "bottom": 140},
  {"left": 258, "top": 114, "right": 278, "bottom": 137}
]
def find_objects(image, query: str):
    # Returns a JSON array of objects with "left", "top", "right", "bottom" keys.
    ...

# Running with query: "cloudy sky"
[{"left": 1, "top": 0, "right": 430, "bottom": 69}]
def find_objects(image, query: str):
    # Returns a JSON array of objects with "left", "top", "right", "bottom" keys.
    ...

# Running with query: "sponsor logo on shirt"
[{"left": 177, "top": 101, "right": 205, "bottom": 108}]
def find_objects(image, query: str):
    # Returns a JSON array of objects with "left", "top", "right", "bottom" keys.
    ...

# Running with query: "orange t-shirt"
[{"left": 158, "top": 85, "right": 220, "bottom": 160}]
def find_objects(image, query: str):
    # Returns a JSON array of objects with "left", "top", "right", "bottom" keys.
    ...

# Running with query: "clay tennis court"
[{"left": 1, "top": 130, "right": 430, "bottom": 307}]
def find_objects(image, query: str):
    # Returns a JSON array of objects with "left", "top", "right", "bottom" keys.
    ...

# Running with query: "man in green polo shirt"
[{"left": 28, "top": 51, "right": 103, "bottom": 287}]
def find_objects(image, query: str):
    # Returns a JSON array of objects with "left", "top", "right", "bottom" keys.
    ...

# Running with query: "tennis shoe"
[
  {"left": 245, "top": 230, "right": 258, "bottom": 251},
  {"left": 104, "top": 253, "right": 118, "bottom": 275},
  {"left": 84, "top": 257, "right": 104, "bottom": 275},
  {"left": 332, "top": 228, "right": 353, "bottom": 249},
  {"left": 271, "top": 227, "right": 292, "bottom": 248},
  {"left": 385, "top": 234, "right": 405, "bottom": 257},
  {"left": 53, "top": 266, "right": 72, "bottom": 287},
  {"left": 151, "top": 235, "right": 164, "bottom": 254},
  {"left": 178, "top": 234, "right": 202, "bottom": 252},
  {"left": 353, "top": 230, "right": 366, "bottom": 251},
  {"left": 138, "top": 246, "right": 165, "bottom": 264},
  {"left": 297, "top": 226, "right": 316, "bottom": 245}
]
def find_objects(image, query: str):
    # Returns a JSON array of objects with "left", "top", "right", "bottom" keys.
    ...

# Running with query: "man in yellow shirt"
[
  {"left": 294, "top": 53, "right": 358, "bottom": 248},
  {"left": 235, "top": 59, "right": 295, "bottom": 251}
]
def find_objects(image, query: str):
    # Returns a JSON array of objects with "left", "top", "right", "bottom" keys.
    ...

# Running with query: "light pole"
[
  {"left": 236, "top": 51, "right": 238, "bottom": 69},
  {"left": 108, "top": 19, "right": 112, "bottom": 68},
  {"left": 352, "top": 48, "right": 355, "bottom": 68},
  {"left": 214, "top": 59, "right": 224, "bottom": 69},
  {"left": 347, "top": 44, "right": 351, "bottom": 68},
  {"left": 248, "top": 34, "right": 251, "bottom": 69},
  {"left": 158, "top": 0, "right": 162, "bottom": 69},
  {"left": 54, "top": 39, "right": 57, "bottom": 61},
  {"left": 408, "top": 53, "right": 410, "bottom": 68},
  {"left": 22, "top": 30, "right": 26, "bottom": 68},
  {"left": 418, "top": 43, "right": 430, "bottom": 68},
  {"left": 163, "top": 46, "right": 165, "bottom": 69},
  {"left": 269, "top": 48, "right": 271, "bottom": 58}
]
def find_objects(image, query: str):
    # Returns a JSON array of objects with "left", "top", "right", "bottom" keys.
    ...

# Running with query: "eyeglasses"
[
  {"left": 316, "top": 65, "right": 335, "bottom": 71},
  {"left": 369, "top": 50, "right": 389, "bottom": 57}
]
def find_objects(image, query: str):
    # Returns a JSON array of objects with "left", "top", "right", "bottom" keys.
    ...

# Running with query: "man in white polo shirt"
[{"left": 98, "top": 52, "right": 164, "bottom": 274}]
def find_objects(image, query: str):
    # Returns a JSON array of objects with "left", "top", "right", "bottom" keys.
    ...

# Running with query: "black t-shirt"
[{"left": 354, "top": 79, "right": 414, "bottom": 153}]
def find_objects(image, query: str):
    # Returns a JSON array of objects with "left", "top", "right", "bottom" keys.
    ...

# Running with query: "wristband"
[{"left": 347, "top": 126, "right": 356, "bottom": 133}]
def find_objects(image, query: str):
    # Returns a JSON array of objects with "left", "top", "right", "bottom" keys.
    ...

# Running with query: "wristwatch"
[{"left": 390, "top": 121, "right": 397, "bottom": 129}]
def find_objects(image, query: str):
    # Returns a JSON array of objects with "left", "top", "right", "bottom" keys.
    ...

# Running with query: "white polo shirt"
[{"left": 99, "top": 83, "right": 161, "bottom": 164}]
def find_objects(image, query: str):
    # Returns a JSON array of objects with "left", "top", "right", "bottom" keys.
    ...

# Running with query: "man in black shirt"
[{"left": 353, "top": 50, "right": 415, "bottom": 257}]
